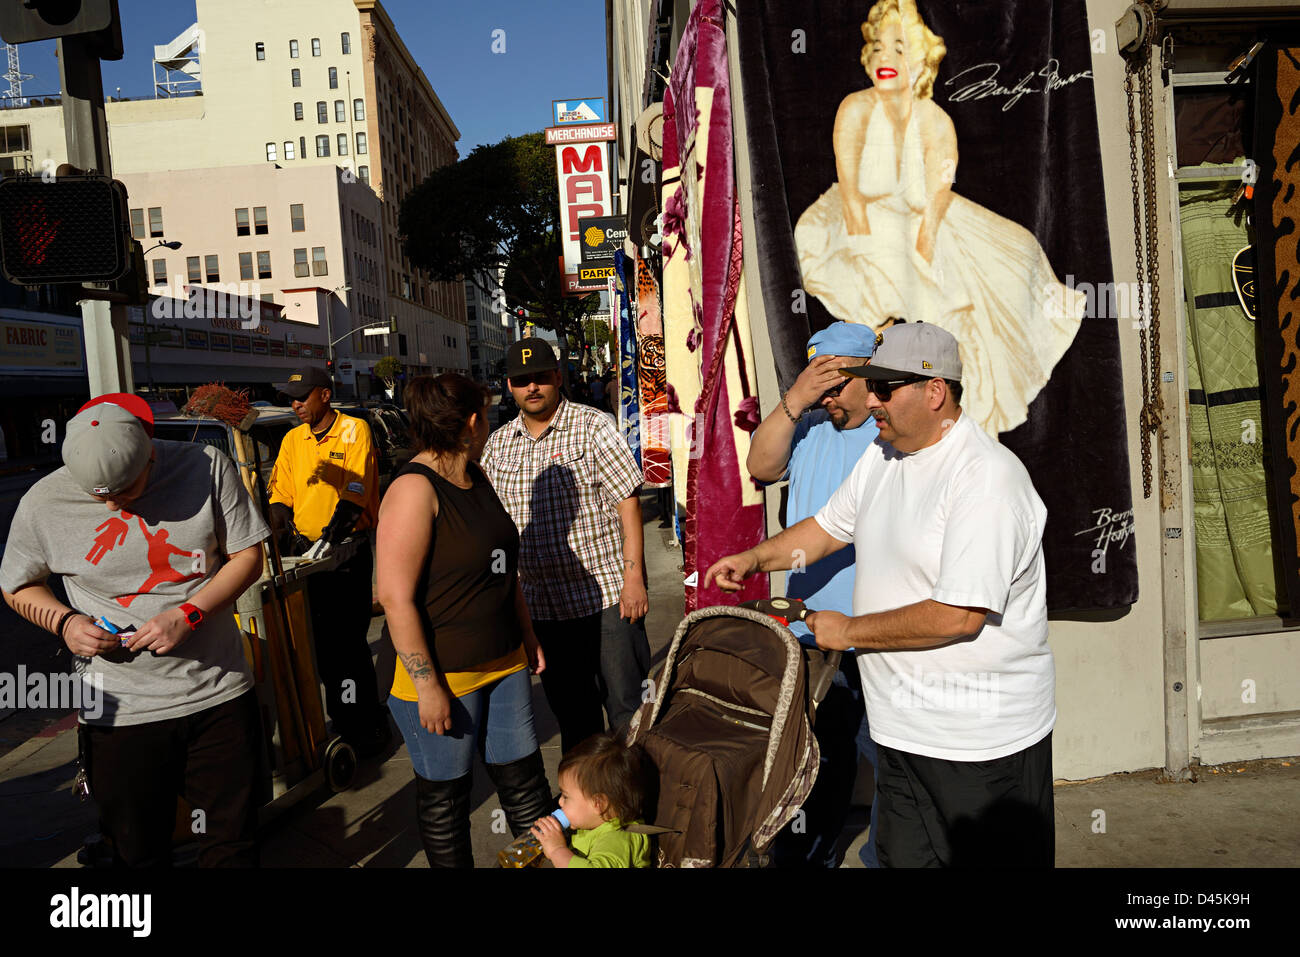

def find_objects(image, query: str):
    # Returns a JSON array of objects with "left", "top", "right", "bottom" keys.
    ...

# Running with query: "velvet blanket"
[
  {"left": 735, "top": 0, "right": 1138, "bottom": 611},
  {"left": 663, "top": 0, "right": 768, "bottom": 610}
]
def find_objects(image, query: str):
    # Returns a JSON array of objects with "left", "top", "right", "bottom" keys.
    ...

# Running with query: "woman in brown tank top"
[{"left": 376, "top": 374, "right": 552, "bottom": 867}]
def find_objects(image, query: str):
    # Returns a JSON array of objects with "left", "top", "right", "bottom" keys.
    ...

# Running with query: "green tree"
[
  {"left": 565, "top": 316, "right": 615, "bottom": 374},
  {"left": 374, "top": 355, "right": 402, "bottom": 393},
  {"left": 400, "top": 131, "right": 598, "bottom": 377}
]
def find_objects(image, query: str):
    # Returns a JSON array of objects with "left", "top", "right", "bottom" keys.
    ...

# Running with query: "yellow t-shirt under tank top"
[{"left": 390, "top": 645, "right": 527, "bottom": 701}]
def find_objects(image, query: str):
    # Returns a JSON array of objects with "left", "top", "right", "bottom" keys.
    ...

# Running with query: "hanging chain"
[{"left": 1124, "top": 2, "right": 1162, "bottom": 499}]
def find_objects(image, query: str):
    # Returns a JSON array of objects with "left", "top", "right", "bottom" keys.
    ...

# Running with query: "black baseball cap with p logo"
[{"left": 504, "top": 340, "right": 559, "bottom": 380}]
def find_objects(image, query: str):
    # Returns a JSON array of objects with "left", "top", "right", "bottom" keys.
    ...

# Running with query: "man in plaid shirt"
[{"left": 480, "top": 340, "right": 651, "bottom": 752}]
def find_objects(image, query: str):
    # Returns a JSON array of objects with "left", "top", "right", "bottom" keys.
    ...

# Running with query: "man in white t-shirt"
[{"left": 705, "top": 323, "right": 1055, "bottom": 867}]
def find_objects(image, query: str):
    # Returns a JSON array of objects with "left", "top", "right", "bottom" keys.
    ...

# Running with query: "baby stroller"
[{"left": 625, "top": 598, "right": 841, "bottom": 867}]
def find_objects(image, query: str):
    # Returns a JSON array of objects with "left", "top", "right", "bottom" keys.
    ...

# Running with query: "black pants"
[
  {"left": 533, "top": 605, "right": 651, "bottom": 754},
  {"left": 773, "top": 652, "right": 865, "bottom": 867},
  {"left": 84, "top": 689, "right": 262, "bottom": 867},
  {"left": 306, "top": 544, "right": 385, "bottom": 744},
  {"left": 875, "top": 731, "right": 1055, "bottom": 868}
]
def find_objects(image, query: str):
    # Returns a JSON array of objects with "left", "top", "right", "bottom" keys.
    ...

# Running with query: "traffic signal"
[
  {"left": 0, "top": 174, "right": 132, "bottom": 285},
  {"left": 0, "top": 0, "right": 112, "bottom": 42},
  {"left": 0, "top": 0, "right": 123, "bottom": 59},
  {"left": 327, "top": 358, "right": 336, "bottom": 375}
]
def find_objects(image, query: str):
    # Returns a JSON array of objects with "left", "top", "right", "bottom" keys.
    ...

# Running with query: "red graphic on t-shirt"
[
  {"left": 114, "top": 517, "right": 202, "bottom": 608},
  {"left": 86, "top": 515, "right": 132, "bottom": 565}
]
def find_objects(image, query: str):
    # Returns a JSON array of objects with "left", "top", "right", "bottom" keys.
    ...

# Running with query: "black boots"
[
  {"left": 414, "top": 752, "right": 552, "bottom": 866},
  {"left": 485, "top": 751, "right": 555, "bottom": 838},
  {"left": 414, "top": 773, "right": 474, "bottom": 868}
]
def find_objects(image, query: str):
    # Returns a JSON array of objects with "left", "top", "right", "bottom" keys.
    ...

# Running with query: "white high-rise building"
[
  {"left": 3, "top": 0, "right": 468, "bottom": 390},
  {"left": 464, "top": 269, "right": 517, "bottom": 387}
]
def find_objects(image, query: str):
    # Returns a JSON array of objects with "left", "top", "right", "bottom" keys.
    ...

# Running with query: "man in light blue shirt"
[{"left": 747, "top": 321, "right": 880, "bottom": 867}]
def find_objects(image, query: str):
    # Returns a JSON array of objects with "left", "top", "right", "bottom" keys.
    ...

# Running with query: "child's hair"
[{"left": 558, "top": 733, "right": 647, "bottom": 823}]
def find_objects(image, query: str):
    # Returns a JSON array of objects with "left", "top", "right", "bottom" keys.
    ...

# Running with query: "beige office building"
[
  {"left": 115, "top": 162, "right": 383, "bottom": 395},
  {"left": 2, "top": 0, "right": 467, "bottom": 382}
]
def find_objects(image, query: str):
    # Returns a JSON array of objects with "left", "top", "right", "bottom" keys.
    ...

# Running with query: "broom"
[{"left": 183, "top": 383, "right": 317, "bottom": 771}]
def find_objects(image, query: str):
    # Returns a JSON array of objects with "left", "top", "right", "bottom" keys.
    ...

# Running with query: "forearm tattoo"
[{"left": 398, "top": 651, "right": 435, "bottom": 682}]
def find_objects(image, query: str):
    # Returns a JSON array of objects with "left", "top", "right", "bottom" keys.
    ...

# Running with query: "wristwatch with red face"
[{"left": 179, "top": 603, "right": 204, "bottom": 631}]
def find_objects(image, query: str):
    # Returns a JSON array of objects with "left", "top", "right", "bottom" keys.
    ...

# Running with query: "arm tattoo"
[
  {"left": 624, "top": 559, "right": 638, "bottom": 570},
  {"left": 398, "top": 651, "right": 436, "bottom": 682}
]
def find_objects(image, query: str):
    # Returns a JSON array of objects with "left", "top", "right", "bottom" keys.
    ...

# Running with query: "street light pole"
[
  {"left": 59, "top": 33, "right": 129, "bottom": 397},
  {"left": 140, "top": 239, "right": 182, "bottom": 395},
  {"left": 326, "top": 301, "right": 334, "bottom": 393},
  {"left": 328, "top": 283, "right": 351, "bottom": 396}
]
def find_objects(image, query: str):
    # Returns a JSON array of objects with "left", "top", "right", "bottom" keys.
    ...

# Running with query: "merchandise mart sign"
[
  {"left": 0, "top": 316, "right": 84, "bottom": 374},
  {"left": 555, "top": 139, "right": 613, "bottom": 294},
  {"left": 545, "top": 123, "right": 616, "bottom": 145}
]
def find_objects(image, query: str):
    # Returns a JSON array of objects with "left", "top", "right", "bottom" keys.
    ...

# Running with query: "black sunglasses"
[
  {"left": 818, "top": 378, "right": 850, "bottom": 403},
  {"left": 864, "top": 375, "right": 929, "bottom": 401},
  {"left": 509, "top": 372, "right": 553, "bottom": 387}
]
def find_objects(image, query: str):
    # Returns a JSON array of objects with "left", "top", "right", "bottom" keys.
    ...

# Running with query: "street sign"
[
  {"left": 578, "top": 215, "right": 628, "bottom": 263},
  {"left": 545, "top": 124, "right": 616, "bottom": 145},
  {"left": 555, "top": 142, "right": 613, "bottom": 275},
  {"left": 559, "top": 253, "right": 612, "bottom": 295},
  {"left": 0, "top": 174, "right": 131, "bottom": 284},
  {"left": 552, "top": 98, "right": 607, "bottom": 125}
]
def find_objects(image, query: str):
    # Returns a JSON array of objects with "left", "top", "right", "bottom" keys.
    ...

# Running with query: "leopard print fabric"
[
  {"left": 1271, "top": 50, "right": 1300, "bottom": 558},
  {"left": 636, "top": 255, "right": 672, "bottom": 487}
]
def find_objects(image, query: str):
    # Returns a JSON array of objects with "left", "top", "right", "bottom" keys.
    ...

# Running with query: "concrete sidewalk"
[{"left": 1, "top": 496, "right": 1297, "bottom": 867}]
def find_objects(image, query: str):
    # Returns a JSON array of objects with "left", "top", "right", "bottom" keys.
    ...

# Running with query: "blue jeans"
[{"left": 388, "top": 668, "right": 539, "bottom": 781}]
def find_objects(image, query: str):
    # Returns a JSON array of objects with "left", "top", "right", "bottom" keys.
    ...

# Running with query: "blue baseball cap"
[{"left": 806, "top": 321, "right": 877, "bottom": 361}]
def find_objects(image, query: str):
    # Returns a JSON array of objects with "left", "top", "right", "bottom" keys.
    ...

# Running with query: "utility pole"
[
  {"left": 59, "top": 31, "right": 132, "bottom": 396},
  {"left": 1, "top": 2, "right": 130, "bottom": 395}
]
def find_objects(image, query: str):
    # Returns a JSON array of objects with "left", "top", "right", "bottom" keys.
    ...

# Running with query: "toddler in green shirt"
[{"left": 532, "top": 732, "right": 652, "bottom": 868}]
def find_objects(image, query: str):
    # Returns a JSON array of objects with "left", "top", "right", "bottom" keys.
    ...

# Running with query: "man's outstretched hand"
[{"left": 703, "top": 551, "right": 759, "bottom": 593}]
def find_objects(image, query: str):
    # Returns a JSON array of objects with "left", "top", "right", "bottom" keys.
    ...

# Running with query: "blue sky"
[{"left": 13, "top": 0, "right": 609, "bottom": 154}]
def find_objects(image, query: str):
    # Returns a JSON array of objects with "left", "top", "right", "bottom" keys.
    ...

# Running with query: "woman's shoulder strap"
[{"left": 396, "top": 461, "right": 441, "bottom": 486}]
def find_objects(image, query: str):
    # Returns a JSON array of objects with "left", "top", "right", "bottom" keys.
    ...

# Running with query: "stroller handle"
[
  {"left": 740, "top": 598, "right": 843, "bottom": 704},
  {"left": 739, "top": 597, "right": 810, "bottom": 622}
]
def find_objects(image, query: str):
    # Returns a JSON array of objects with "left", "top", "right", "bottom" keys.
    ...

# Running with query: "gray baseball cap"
[
  {"left": 63, "top": 403, "right": 153, "bottom": 496},
  {"left": 842, "top": 322, "right": 962, "bottom": 382}
]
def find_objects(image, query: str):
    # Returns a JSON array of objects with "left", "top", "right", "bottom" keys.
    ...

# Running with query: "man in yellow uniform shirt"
[{"left": 268, "top": 366, "right": 390, "bottom": 758}]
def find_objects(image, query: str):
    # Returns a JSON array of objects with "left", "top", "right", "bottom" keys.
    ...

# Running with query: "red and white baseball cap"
[{"left": 62, "top": 393, "right": 155, "bottom": 496}]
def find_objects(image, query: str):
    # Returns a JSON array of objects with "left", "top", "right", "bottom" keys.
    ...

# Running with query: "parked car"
[
  {"left": 155, "top": 404, "right": 407, "bottom": 497},
  {"left": 152, "top": 408, "right": 298, "bottom": 491},
  {"left": 334, "top": 404, "right": 414, "bottom": 493}
]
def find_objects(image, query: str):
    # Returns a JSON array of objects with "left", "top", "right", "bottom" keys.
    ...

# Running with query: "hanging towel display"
[{"left": 734, "top": 0, "right": 1137, "bottom": 611}]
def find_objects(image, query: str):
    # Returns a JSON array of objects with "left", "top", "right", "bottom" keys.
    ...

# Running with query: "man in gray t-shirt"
[{"left": 0, "top": 394, "right": 269, "bottom": 867}]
